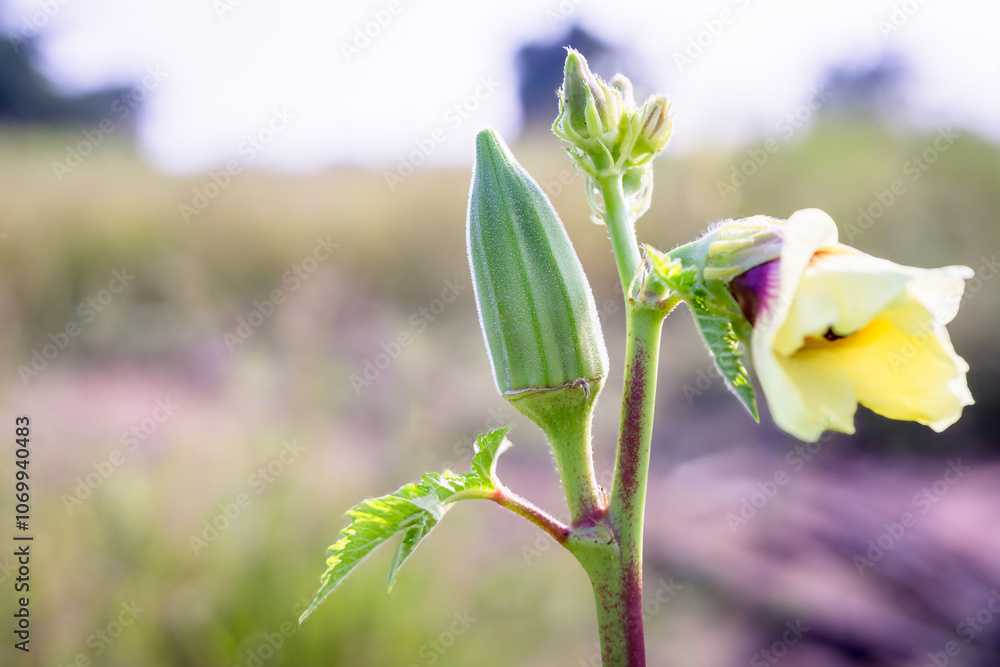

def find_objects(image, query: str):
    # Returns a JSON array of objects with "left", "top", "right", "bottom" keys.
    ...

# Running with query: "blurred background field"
[{"left": 3, "top": 2, "right": 1000, "bottom": 666}]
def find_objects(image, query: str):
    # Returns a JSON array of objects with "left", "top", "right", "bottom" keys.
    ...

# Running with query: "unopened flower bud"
[
  {"left": 702, "top": 216, "right": 784, "bottom": 281},
  {"left": 555, "top": 50, "right": 672, "bottom": 187},
  {"left": 560, "top": 48, "right": 620, "bottom": 142},
  {"left": 633, "top": 95, "right": 672, "bottom": 160},
  {"left": 610, "top": 74, "right": 636, "bottom": 109}
]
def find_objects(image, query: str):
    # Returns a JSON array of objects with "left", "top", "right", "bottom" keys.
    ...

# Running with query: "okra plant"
[{"left": 301, "top": 50, "right": 973, "bottom": 666}]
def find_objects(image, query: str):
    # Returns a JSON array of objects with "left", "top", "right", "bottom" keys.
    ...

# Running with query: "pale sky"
[{"left": 3, "top": 0, "right": 999, "bottom": 174}]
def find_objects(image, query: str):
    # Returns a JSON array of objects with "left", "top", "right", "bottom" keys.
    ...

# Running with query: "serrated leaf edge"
[{"left": 299, "top": 426, "right": 513, "bottom": 624}]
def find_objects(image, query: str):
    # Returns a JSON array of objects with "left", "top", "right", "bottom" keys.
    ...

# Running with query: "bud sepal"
[{"left": 645, "top": 219, "right": 770, "bottom": 419}]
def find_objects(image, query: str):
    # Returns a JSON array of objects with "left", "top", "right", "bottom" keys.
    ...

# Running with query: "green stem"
[
  {"left": 539, "top": 395, "right": 604, "bottom": 524},
  {"left": 604, "top": 305, "right": 665, "bottom": 666},
  {"left": 564, "top": 532, "right": 627, "bottom": 665},
  {"left": 508, "top": 379, "right": 605, "bottom": 525},
  {"left": 447, "top": 488, "right": 570, "bottom": 544},
  {"left": 577, "top": 172, "right": 667, "bottom": 667},
  {"left": 599, "top": 174, "right": 643, "bottom": 299}
]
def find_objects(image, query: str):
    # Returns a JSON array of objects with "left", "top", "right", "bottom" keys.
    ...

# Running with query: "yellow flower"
[{"left": 730, "top": 209, "right": 974, "bottom": 441}]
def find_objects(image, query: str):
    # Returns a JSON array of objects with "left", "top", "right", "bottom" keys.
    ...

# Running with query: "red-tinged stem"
[
  {"left": 578, "top": 172, "right": 668, "bottom": 667},
  {"left": 604, "top": 305, "right": 666, "bottom": 666},
  {"left": 448, "top": 488, "right": 570, "bottom": 544}
]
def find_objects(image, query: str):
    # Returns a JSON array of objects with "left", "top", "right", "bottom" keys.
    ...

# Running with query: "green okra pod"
[{"left": 467, "top": 128, "right": 608, "bottom": 400}]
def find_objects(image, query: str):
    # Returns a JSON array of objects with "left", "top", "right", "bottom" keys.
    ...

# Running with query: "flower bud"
[
  {"left": 702, "top": 215, "right": 784, "bottom": 281},
  {"left": 633, "top": 95, "right": 672, "bottom": 160},
  {"left": 650, "top": 215, "right": 784, "bottom": 289},
  {"left": 554, "top": 49, "right": 626, "bottom": 177},
  {"left": 467, "top": 129, "right": 608, "bottom": 402},
  {"left": 554, "top": 49, "right": 672, "bottom": 197},
  {"left": 610, "top": 74, "right": 636, "bottom": 109},
  {"left": 560, "top": 50, "right": 595, "bottom": 140},
  {"left": 558, "top": 48, "right": 621, "bottom": 143}
]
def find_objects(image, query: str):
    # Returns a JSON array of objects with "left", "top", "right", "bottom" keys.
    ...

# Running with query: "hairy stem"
[
  {"left": 599, "top": 174, "right": 643, "bottom": 300},
  {"left": 579, "top": 172, "right": 667, "bottom": 667},
  {"left": 447, "top": 488, "right": 570, "bottom": 544},
  {"left": 508, "top": 379, "right": 606, "bottom": 525},
  {"left": 605, "top": 305, "right": 665, "bottom": 666}
]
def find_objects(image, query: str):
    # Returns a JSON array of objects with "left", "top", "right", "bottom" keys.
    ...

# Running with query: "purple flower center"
[{"left": 729, "top": 259, "right": 780, "bottom": 327}]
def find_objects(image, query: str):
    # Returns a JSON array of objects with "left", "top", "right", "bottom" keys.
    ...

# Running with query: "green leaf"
[
  {"left": 648, "top": 246, "right": 758, "bottom": 420},
  {"left": 687, "top": 284, "right": 758, "bottom": 420},
  {"left": 299, "top": 426, "right": 512, "bottom": 624}
]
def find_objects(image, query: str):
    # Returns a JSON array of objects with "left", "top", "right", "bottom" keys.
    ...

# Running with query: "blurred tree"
[
  {"left": 516, "top": 25, "right": 640, "bottom": 129},
  {"left": 0, "top": 36, "right": 133, "bottom": 126},
  {"left": 819, "top": 52, "right": 909, "bottom": 119}
]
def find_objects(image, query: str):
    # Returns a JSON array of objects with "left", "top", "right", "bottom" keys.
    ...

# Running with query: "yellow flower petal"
[
  {"left": 765, "top": 346, "right": 858, "bottom": 441},
  {"left": 754, "top": 208, "right": 839, "bottom": 337},
  {"left": 747, "top": 207, "right": 974, "bottom": 441},
  {"left": 894, "top": 264, "right": 973, "bottom": 329},
  {"left": 751, "top": 208, "right": 842, "bottom": 441},
  {"left": 840, "top": 304, "right": 973, "bottom": 431},
  {"left": 774, "top": 249, "right": 911, "bottom": 356}
]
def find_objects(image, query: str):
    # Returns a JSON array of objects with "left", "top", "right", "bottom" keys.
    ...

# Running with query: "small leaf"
[
  {"left": 648, "top": 246, "right": 758, "bottom": 420},
  {"left": 300, "top": 426, "right": 512, "bottom": 623},
  {"left": 687, "top": 283, "right": 758, "bottom": 420},
  {"left": 470, "top": 428, "right": 511, "bottom": 489}
]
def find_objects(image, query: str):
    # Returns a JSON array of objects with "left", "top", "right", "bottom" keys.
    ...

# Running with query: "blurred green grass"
[{"left": 1, "top": 118, "right": 998, "bottom": 666}]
